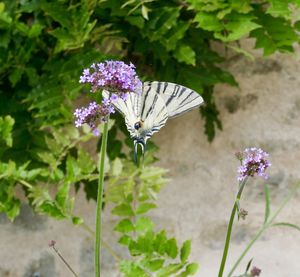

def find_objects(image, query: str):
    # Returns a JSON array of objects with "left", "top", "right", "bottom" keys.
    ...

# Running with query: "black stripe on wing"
[{"left": 143, "top": 81, "right": 204, "bottom": 118}]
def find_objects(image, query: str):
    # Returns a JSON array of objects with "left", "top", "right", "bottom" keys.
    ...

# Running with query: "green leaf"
[
  {"left": 215, "top": 14, "right": 261, "bottom": 42},
  {"left": 9, "top": 68, "right": 24, "bottom": 87},
  {"left": 119, "top": 235, "right": 132, "bottom": 246},
  {"left": 245, "top": 258, "right": 253, "bottom": 273},
  {"left": 264, "top": 184, "right": 270, "bottom": 224},
  {"left": 157, "top": 263, "right": 184, "bottom": 277},
  {"left": 114, "top": 219, "right": 134, "bottom": 233},
  {"left": 136, "top": 202, "right": 157, "bottom": 214},
  {"left": 180, "top": 240, "right": 191, "bottom": 263},
  {"left": 28, "top": 23, "right": 44, "bottom": 38},
  {"left": 194, "top": 12, "right": 223, "bottom": 31},
  {"left": 66, "top": 155, "right": 81, "bottom": 183},
  {"left": 272, "top": 222, "right": 300, "bottom": 231},
  {"left": 141, "top": 5, "right": 149, "bottom": 20},
  {"left": 112, "top": 203, "right": 134, "bottom": 216},
  {"left": 112, "top": 157, "right": 123, "bottom": 176},
  {"left": 77, "top": 148, "right": 96, "bottom": 174},
  {"left": 120, "top": 261, "right": 149, "bottom": 277},
  {"left": 185, "top": 263, "right": 199, "bottom": 275},
  {"left": 251, "top": 12, "right": 298, "bottom": 56},
  {"left": 165, "top": 238, "right": 178, "bottom": 259},
  {"left": 175, "top": 263, "right": 199, "bottom": 276},
  {"left": 153, "top": 231, "right": 168, "bottom": 254},
  {"left": 0, "top": 115, "right": 14, "bottom": 148},
  {"left": 55, "top": 182, "right": 70, "bottom": 208},
  {"left": 136, "top": 217, "right": 154, "bottom": 233},
  {"left": 173, "top": 44, "right": 196, "bottom": 66},
  {"left": 266, "top": 0, "right": 292, "bottom": 18},
  {"left": 142, "top": 259, "right": 165, "bottom": 271}
]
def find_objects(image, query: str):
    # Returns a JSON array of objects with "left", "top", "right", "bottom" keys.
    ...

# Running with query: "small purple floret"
[
  {"left": 79, "top": 60, "right": 141, "bottom": 94},
  {"left": 110, "top": 93, "right": 118, "bottom": 102},
  {"left": 237, "top": 147, "right": 271, "bottom": 182}
]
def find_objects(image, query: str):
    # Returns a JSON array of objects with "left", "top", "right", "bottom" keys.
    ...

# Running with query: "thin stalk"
[
  {"left": 227, "top": 184, "right": 300, "bottom": 277},
  {"left": 95, "top": 120, "right": 109, "bottom": 277},
  {"left": 51, "top": 245, "right": 79, "bottom": 277},
  {"left": 218, "top": 179, "right": 247, "bottom": 277}
]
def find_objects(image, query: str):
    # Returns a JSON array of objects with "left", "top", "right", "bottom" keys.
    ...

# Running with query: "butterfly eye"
[{"left": 134, "top": 122, "right": 141, "bottom": 130}]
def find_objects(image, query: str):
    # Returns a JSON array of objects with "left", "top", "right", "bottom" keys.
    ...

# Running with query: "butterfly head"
[{"left": 134, "top": 120, "right": 144, "bottom": 130}]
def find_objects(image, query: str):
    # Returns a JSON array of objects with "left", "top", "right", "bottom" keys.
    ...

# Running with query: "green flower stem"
[
  {"left": 95, "top": 120, "right": 109, "bottom": 277},
  {"left": 227, "top": 183, "right": 300, "bottom": 277},
  {"left": 218, "top": 179, "right": 247, "bottom": 277}
]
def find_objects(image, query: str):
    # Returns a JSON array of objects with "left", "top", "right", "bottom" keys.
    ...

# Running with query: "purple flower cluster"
[
  {"left": 237, "top": 148, "right": 271, "bottom": 182},
  {"left": 74, "top": 101, "right": 114, "bottom": 135},
  {"left": 79, "top": 60, "right": 141, "bottom": 94},
  {"left": 75, "top": 60, "right": 141, "bottom": 135}
]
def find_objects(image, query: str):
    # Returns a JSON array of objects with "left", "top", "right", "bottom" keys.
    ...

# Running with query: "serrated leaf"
[
  {"left": 266, "top": 0, "right": 291, "bottom": 18},
  {"left": 119, "top": 235, "right": 132, "bottom": 246},
  {"left": 28, "top": 23, "right": 44, "bottom": 38},
  {"left": 55, "top": 182, "right": 70, "bottom": 208},
  {"left": 143, "top": 259, "right": 165, "bottom": 271},
  {"left": 112, "top": 157, "right": 123, "bottom": 176},
  {"left": 165, "top": 238, "right": 178, "bottom": 258},
  {"left": 120, "top": 261, "right": 149, "bottom": 277},
  {"left": 114, "top": 219, "right": 134, "bottom": 233},
  {"left": 0, "top": 115, "right": 14, "bottom": 147},
  {"left": 251, "top": 13, "right": 298, "bottom": 55},
  {"left": 194, "top": 12, "right": 223, "bottom": 31},
  {"left": 180, "top": 240, "right": 191, "bottom": 262},
  {"left": 77, "top": 148, "right": 96, "bottom": 174},
  {"left": 185, "top": 263, "right": 198, "bottom": 275},
  {"left": 173, "top": 44, "right": 196, "bottom": 66},
  {"left": 66, "top": 155, "right": 81, "bottom": 182},
  {"left": 9, "top": 68, "right": 24, "bottom": 87},
  {"left": 112, "top": 203, "right": 134, "bottom": 216},
  {"left": 136, "top": 217, "right": 154, "bottom": 233},
  {"left": 136, "top": 202, "right": 157, "bottom": 214},
  {"left": 153, "top": 231, "right": 168, "bottom": 254},
  {"left": 157, "top": 263, "right": 184, "bottom": 277},
  {"left": 215, "top": 14, "right": 261, "bottom": 42}
]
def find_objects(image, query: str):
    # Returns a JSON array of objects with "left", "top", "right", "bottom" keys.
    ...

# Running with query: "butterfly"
[{"left": 103, "top": 81, "right": 204, "bottom": 161}]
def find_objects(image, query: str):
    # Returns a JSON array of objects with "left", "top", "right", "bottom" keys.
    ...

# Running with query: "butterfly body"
[{"left": 103, "top": 81, "right": 204, "bottom": 161}]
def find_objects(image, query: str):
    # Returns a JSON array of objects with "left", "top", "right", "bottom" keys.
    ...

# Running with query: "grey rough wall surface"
[{"left": 1, "top": 47, "right": 300, "bottom": 277}]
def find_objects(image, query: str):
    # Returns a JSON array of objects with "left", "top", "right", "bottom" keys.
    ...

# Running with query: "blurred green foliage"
[{"left": 0, "top": 0, "right": 300, "bottom": 222}]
